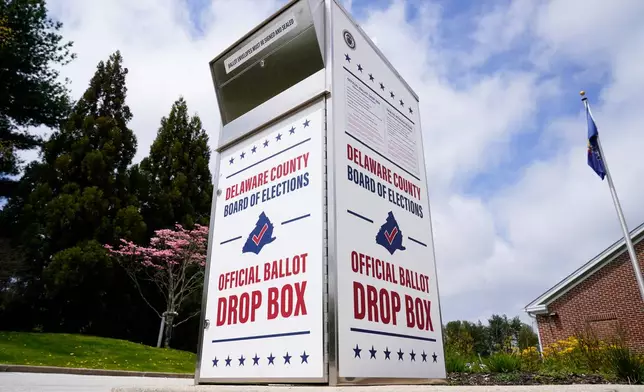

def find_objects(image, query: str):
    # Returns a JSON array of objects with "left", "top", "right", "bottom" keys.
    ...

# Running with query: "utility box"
[{"left": 195, "top": 0, "right": 445, "bottom": 386}]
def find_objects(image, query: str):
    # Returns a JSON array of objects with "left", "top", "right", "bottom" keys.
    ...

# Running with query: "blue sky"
[{"left": 39, "top": 0, "right": 644, "bottom": 327}]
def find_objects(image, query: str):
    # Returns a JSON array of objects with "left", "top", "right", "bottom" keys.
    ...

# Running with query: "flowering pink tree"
[{"left": 105, "top": 223, "right": 208, "bottom": 348}]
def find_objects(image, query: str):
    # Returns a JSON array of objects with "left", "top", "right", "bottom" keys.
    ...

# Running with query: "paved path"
[
  {"left": 113, "top": 385, "right": 644, "bottom": 392},
  {"left": 2, "top": 373, "right": 643, "bottom": 392},
  {"left": 0, "top": 372, "right": 190, "bottom": 392},
  {"left": 113, "top": 384, "right": 644, "bottom": 392},
  {"left": 112, "top": 384, "right": 644, "bottom": 392}
]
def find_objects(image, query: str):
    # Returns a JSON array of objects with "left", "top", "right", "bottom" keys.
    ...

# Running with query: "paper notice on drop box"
[
  {"left": 345, "top": 75, "right": 386, "bottom": 149},
  {"left": 344, "top": 74, "right": 420, "bottom": 176},
  {"left": 385, "top": 106, "right": 419, "bottom": 176}
]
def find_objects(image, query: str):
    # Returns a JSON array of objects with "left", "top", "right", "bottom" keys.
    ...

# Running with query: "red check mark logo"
[
  {"left": 384, "top": 227, "right": 398, "bottom": 245},
  {"left": 252, "top": 223, "right": 268, "bottom": 246}
]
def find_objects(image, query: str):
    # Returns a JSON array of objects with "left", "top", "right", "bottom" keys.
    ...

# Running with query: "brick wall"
[{"left": 536, "top": 239, "right": 644, "bottom": 353}]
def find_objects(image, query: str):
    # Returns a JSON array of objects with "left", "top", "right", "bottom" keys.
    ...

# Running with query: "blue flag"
[{"left": 585, "top": 103, "right": 606, "bottom": 180}]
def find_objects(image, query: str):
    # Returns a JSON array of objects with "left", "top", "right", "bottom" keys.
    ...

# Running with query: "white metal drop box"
[{"left": 195, "top": 0, "right": 446, "bottom": 386}]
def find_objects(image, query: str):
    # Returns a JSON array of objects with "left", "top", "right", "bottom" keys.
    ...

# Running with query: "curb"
[{"left": 0, "top": 364, "right": 193, "bottom": 379}]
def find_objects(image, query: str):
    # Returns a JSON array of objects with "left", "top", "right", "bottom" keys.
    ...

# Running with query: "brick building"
[{"left": 524, "top": 222, "right": 644, "bottom": 353}]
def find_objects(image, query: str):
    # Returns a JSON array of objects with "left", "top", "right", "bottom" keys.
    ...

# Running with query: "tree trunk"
[{"left": 164, "top": 313, "right": 175, "bottom": 348}]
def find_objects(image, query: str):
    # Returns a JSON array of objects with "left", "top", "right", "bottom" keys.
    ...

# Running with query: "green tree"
[
  {"left": 444, "top": 320, "right": 490, "bottom": 357},
  {"left": 130, "top": 97, "right": 212, "bottom": 347},
  {"left": 134, "top": 96, "right": 212, "bottom": 234},
  {"left": 518, "top": 323, "right": 539, "bottom": 350},
  {"left": 0, "top": 51, "right": 147, "bottom": 334},
  {"left": 487, "top": 314, "right": 512, "bottom": 353},
  {"left": 444, "top": 320, "right": 475, "bottom": 355},
  {"left": 0, "top": 0, "right": 75, "bottom": 198},
  {"left": 466, "top": 320, "right": 490, "bottom": 357},
  {"left": 487, "top": 314, "right": 525, "bottom": 353}
]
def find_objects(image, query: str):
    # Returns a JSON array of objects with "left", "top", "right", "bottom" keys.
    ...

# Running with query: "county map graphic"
[
  {"left": 242, "top": 211, "right": 277, "bottom": 255},
  {"left": 375, "top": 211, "right": 406, "bottom": 255}
]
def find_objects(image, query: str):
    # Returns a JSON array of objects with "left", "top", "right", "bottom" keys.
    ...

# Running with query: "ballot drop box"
[{"left": 195, "top": 0, "right": 446, "bottom": 385}]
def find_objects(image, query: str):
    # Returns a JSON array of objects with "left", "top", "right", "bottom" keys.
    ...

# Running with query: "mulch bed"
[{"left": 447, "top": 372, "right": 611, "bottom": 385}]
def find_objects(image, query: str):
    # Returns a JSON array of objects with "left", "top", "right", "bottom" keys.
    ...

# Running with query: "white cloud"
[
  {"left": 465, "top": 1, "right": 537, "bottom": 67},
  {"left": 354, "top": 0, "right": 644, "bottom": 324},
  {"left": 35, "top": 0, "right": 644, "bottom": 327},
  {"left": 48, "top": 0, "right": 285, "bottom": 166}
]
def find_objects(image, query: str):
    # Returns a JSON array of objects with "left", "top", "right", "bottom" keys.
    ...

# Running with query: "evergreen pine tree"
[
  {"left": 0, "top": 0, "right": 75, "bottom": 197},
  {"left": 136, "top": 96, "right": 212, "bottom": 233},
  {"left": 0, "top": 51, "right": 147, "bottom": 334},
  {"left": 128, "top": 97, "right": 212, "bottom": 348}
]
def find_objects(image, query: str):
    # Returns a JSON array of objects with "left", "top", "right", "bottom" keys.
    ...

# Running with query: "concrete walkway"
[
  {"left": 0, "top": 372, "right": 189, "bottom": 392},
  {"left": 1, "top": 372, "right": 641, "bottom": 392},
  {"left": 112, "top": 384, "right": 644, "bottom": 392},
  {"left": 0, "top": 364, "right": 191, "bottom": 378}
]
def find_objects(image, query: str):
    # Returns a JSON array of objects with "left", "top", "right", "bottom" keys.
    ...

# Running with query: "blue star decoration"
[
  {"left": 421, "top": 351, "right": 428, "bottom": 362},
  {"left": 303, "top": 119, "right": 310, "bottom": 128},
  {"left": 345, "top": 53, "right": 351, "bottom": 62},
  {"left": 432, "top": 352, "right": 438, "bottom": 362},
  {"left": 276, "top": 133, "right": 282, "bottom": 141},
  {"left": 252, "top": 353, "right": 260, "bottom": 366},
  {"left": 242, "top": 211, "right": 276, "bottom": 255},
  {"left": 369, "top": 345, "right": 377, "bottom": 359},
  {"left": 409, "top": 107, "right": 413, "bottom": 114},
  {"left": 384, "top": 347, "right": 391, "bottom": 360},
  {"left": 410, "top": 350, "right": 416, "bottom": 361},
  {"left": 263, "top": 139, "right": 269, "bottom": 147},
  {"left": 212, "top": 357, "right": 218, "bottom": 367},
  {"left": 353, "top": 344, "right": 362, "bottom": 358},
  {"left": 369, "top": 73, "right": 374, "bottom": 82},
  {"left": 229, "top": 157, "right": 234, "bottom": 165},
  {"left": 390, "top": 91, "right": 395, "bottom": 99},
  {"left": 225, "top": 356, "right": 232, "bottom": 366},
  {"left": 375, "top": 211, "right": 406, "bottom": 255},
  {"left": 397, "top": 349, "right": 404, "bottom": 361},
  {"left": 251, "top": 145, "right": 257, "bottom": 153},
  {"left": 267, "top": 353, "right": 275, "bottom": 365},
  {"left": 380, "top": 82, "right": 385, "bottom": 90},
  {"left": 300, "top": 351, "right": 309, "bottom": 364},
  {"left": 289, "top": 126, "right": 295, "bottom": 135},
  {"left": 399, "top": 99, "right": 404, "bottom": 107},
  {"left": 240, "top": 151, "right": 245, "bottom": 159},
  {"left": 238, "top": 354, "right": 245, "bottom": 366},
  {"left": 357, "top": 64, "right": 363, "bottom": 72},
  {"left": 283, "top": 352, "right": 292, "bottom": 364}
]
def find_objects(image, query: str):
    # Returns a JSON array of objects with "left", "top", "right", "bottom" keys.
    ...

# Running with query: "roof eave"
[
  {"left": 524, "top": 221, "right": 644, "bottom": 311},
  {"left": 524, "top": 304, "right": 548, "bottom": 315}
]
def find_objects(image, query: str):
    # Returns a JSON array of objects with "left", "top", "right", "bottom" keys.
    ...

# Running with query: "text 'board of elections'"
[
  {"left": 331, "top": 5, "right": 446, "bottom": 380},
  {"left": 199, "top": 101, "right": 325, "bottom": 381}
]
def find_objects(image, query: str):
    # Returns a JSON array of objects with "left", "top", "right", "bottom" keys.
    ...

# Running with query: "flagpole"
[{"left": 580, "top": 91, "right": 644, "bottom": 303}]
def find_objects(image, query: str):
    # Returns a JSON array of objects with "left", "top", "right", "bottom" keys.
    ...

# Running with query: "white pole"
[
  {"left": 582, "top": 92, "right": 644, "bottom": 303},
  {"left": 157, "top": 314, "right": 166, "bottom": 348}
]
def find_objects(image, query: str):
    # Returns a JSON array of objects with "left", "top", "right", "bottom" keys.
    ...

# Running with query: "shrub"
[
  {"left": 485, "top": 352, "right": 522, "bottom": 373},
  {"left": 445, "top": 351, "right": 468, "bottom": 373},
  {"left": 605, "top": 346, "right": 644, "bottom": 384},
  {"left": 466, "top": 360, "right": 488, "bottom": 373},
  {"left": 519, "top": 346, "right": 541, "bottom": 372},
  {"left": 542, "top": 336, "right": 595, "bottom": 373},
  {"left": 574, "top": 330, "right": 610, "bottom": 372}
]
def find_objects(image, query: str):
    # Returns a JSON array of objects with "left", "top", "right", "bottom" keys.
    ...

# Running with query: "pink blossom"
[{"left": 105, "top": 223, "right": 209, "bottom": 272}]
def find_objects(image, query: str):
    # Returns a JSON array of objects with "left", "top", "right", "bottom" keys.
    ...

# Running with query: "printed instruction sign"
[
  {"left": 224, "top": 13, "right": 298, "bottom": 74},
  {"left": 331, "top": 4, "right": 446, "bottom": 380},
  {"left": 198, "top": 101, "right": 325, "bottom": 381}
]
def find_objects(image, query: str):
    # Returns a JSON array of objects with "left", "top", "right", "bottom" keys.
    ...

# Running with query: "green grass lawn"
[{"left": 0, "top": 331, "right": 195, "bottom": 374}]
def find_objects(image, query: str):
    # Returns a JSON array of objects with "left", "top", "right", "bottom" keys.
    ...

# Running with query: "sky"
[{"left": 37, "top": 0, "right": 644, "bottom": 327}]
